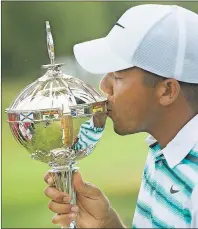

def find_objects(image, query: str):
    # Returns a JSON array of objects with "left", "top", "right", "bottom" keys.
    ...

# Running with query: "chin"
[
  {"left": 114, "top": 128, "right": 127, "bottom": 136},
  {"left": 113, "top": 121, "right": 142, "bottom": 136},
  {"left": 113, "top": 125, "right": 138, "bottom": 136}
]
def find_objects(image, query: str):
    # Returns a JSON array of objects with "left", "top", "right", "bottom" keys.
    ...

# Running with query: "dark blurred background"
[{"left": 2, "top": 1, "right": 198, "bottom": 228}]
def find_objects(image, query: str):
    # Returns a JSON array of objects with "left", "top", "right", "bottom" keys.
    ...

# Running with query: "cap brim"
[{"left": 73, "top": 38, "right": 133, "bottom": 74}]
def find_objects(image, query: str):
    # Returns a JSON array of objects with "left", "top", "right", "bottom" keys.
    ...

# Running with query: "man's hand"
[{"left": 44, "top": 171, "right": 125, "bottom": 228}]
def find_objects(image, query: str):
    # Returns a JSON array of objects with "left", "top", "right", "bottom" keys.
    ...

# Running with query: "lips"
[
  {"left": 106, "top": 102, "right": 113, "bottom": 117},
  {"left": 106, "top": 107, "right": 112, "bottom": 117},
  {"left": 106, "top": 106, "right": 112, "bottom": 112},
  {"left": 106, "top": 101, "right": 112, "bottom": 111}
]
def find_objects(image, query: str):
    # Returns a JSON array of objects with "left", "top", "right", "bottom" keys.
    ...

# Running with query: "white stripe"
[
  {"left": 138, "top": 182, "right": 153, "bottom": 203},
  {"left": 133, "top": 210, "right": 152, "bottom": 228},
  {"left": 156, "top": 167, "right": 189, "bottom": 200},
  {"left": 193, "top": 142, "right": 198, "bottom": 152},
  {"left": 152, "top": 197, "right": 189, "bottom": 227},
  {"left": 176, "top": 164, "right": 198, "bottom": 185},
  {"left": 174, "top": 11, "right": 186, "bottom": 80}
]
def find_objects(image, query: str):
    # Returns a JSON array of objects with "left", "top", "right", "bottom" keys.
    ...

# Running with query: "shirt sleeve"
[
  {"left": 72, "top": 117, "right": 105, "bottom": 155},
  {"left": 190, "top": 183, "right": 198, "bottom": 228}
]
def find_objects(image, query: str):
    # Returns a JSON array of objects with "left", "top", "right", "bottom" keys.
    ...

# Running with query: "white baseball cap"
[{"left": 73, "top": 4, "right": 198, "bottom": 84}]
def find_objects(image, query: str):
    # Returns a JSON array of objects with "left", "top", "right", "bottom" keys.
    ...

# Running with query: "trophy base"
[
  {"left": 49, "top": 163, "right": 78, "bottom": 228},
  {"left": 61, "top": 220, "right": 76, "bottom": 229},
  {"left": 67, "top": 221, "right": 77, "bottom": 229}
]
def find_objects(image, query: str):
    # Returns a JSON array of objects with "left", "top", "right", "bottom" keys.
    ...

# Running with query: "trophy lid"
[{"left": 7, "top": 22, "right": 105, "bottom": 116}]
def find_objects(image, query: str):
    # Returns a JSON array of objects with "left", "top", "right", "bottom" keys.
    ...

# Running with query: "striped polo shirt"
[{"left": 132, "top": 114, "right": 198, "bottom": 228}]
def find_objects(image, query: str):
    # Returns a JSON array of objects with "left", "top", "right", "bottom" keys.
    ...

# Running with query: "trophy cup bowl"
[{"left": 6, "top": 22, "right": 107, "bottom": 228}]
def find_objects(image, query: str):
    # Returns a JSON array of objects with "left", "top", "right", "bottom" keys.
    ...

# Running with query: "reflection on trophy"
[{"left": 6, "top": 21, "right": 107, "bottom": 228}]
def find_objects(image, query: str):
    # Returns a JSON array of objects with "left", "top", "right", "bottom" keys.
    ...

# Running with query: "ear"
[{"left": 156, "top": 79, "right": 181, "bottom": 106}]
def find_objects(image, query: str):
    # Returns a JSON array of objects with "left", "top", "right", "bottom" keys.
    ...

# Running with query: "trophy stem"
[{"left": 49, "top": 163, "right": 78, "bottom": 229}]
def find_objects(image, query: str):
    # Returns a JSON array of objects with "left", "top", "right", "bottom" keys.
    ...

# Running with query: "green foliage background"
[{"left": 2, "top": 1, "right": 198, "bottom": 228}]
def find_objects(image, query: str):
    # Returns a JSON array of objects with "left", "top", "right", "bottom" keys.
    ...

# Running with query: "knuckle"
[
  {"left": 71, "top": 205, "right": 79, "bottom": 213},
  {"left": 52, "top": 216, "right": 57, "bottom": 224},
  {"left": 48, "top": 201, "right": 53, "bottom": 210},
  {"left": 43, "top": 172, "right": 49, "bottom": 180},
  {"left": 64, "top": 204, "right": 71, "bottom": 213},
  {"left": 54, "top": 195, "right": 60, "bottom": 203},
  {"left": 44, "top": 172, "right": 52, "bottom": 184},
  {"left": 44, "top": 186, "right": 50, "bottom": 196},
  {"left": 54, "top": 193, "right": 63, "bottom": 203},
  {"left": 63, "top": 215, "right": 71, "bottom": 225},
  {"left": 52, "top": 214, "right": 69, "bottom": 226}
]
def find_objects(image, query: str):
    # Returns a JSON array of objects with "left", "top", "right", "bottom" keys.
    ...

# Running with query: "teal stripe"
[
  {"left": 143, "top": 174, "right": 181, "bottom": 214},
  {"left": 82, "top": 123, "right": 104, "bottom": 133},
  {"left": 85, "top": 121, "right": 91, "bottom": 124},
  {"left": 173, "top": 166, "right": 196, "bottom": 189},
  {"left": 80, "top": 129, "right": 100, "bottom": 142},
  {"left": 78, "top": 134, "right": 89, "bottom": 147},
  {"left": 182, "top": 158, "right": 198, "bottom": 171},
  {"left": 152, "top": 215, "right": 174, "bottom": 228},
  {"left": 143, "top": 169, "right": 192, "bottom": 224},
  {"left": 73, "top": 142, "right": 82, "bottom": 151},
  {"left": 137, "top": 201, "right": 174, "bottom": 228},
  {"left": 149, "top": 143, "right": 162, "bottom": 157},
  {"left": 136, "top": 202, "right": 151, "bottom": 220},
  {"left": 162, "top": 162, "right": 192, "bottom": 194},
  {"left": 189, "top": 149, "right": 198, "bottom": 157},
  {"left": 176, "top": 150, "right": 198, "bottom": 172}
]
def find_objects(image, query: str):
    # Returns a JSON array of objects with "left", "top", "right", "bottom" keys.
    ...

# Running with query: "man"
[{"left": 44, "top": 4, "right": 198, "bottom": 228}]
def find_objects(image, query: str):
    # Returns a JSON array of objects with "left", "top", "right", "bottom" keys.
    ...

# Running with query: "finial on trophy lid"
[
  {"left": 6, "top": 20, "right": 107, "bottom": 229},
  {"left": 42, "top": 21, "right": 64, "bottom": 70},
  {"left": 46, "top": 21, "right": 55, "bottom": 65}
]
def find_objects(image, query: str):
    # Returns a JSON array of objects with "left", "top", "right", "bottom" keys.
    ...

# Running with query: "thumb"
[{"left": 72, "top": 171, "right": 101, "bottom": 198}]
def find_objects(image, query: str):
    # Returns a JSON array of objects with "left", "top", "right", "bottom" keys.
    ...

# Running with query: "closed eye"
[{"left": 112, "top": 73, "right": 122, "bottom": 80}]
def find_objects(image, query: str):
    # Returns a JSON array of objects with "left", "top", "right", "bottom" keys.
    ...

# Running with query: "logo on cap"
[{"left": 115, "top": 22, "right": 125, "bottom": 29}]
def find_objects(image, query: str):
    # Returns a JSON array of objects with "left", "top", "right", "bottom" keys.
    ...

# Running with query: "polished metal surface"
[
  {"left": 6, "top": 74, "right": 107, "bottom": 166},
  {"left": 6, "top": 21, "right": 107, "bottom": 228},
  {"left": 6, "top": 72, "right": 107, "bottom": 167}
]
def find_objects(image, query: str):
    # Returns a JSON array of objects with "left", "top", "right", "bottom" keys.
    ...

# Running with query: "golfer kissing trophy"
[{"left": 6, "top": 21, "right": 107, "bottom": 228}]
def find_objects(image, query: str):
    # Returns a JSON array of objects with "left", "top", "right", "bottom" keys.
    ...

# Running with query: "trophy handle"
[{"left": 49, "top": 163, "right": 78, "bottom": 229}]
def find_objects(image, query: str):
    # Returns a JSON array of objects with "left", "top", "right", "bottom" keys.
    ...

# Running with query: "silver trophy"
[{"left": 6, "top": 21, "right": 107, "bottom": 228}]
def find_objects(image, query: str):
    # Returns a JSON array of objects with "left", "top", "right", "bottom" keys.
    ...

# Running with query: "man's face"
[{"left": 100, "top": 67, "right": 158, "bottom": 135}]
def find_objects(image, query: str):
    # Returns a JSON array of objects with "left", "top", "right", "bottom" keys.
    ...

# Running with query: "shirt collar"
[{"left": 145, "top": 114, "right": 198, "bottom": 168}]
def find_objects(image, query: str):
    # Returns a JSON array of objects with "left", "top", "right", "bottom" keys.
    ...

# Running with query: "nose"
[{"left": 99, "top": 73, "right": 113, "bottom": 97}]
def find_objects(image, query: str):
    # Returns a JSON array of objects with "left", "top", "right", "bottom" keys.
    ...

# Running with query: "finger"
[
  {"left": 48, "top": 201, "right": 79, "bottom": 214},
  {"left": 44, "top": 186, "right": 71, "bottom": 203},
  {"left": 44, "top": 172, "right": 54, "bottom": 186},
  {"left": 48, "top": 201, "right": 78, "bottom": 214},
  {"left": 73, "top": 171, "right": 101, "bottom": 198},
  {"left": 52, "top": 213, "right": 77, "bottom": 226},
  {"left": 93, "top": 112, "right": 107, "bottom": 128},
  {"left": 73, "top": 171, "right": 84, "bottom": 192}
]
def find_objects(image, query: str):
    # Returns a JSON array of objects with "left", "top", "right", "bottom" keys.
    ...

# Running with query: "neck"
[{"left": 148, "top": 107, "right": 196, "bottom": 149}]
